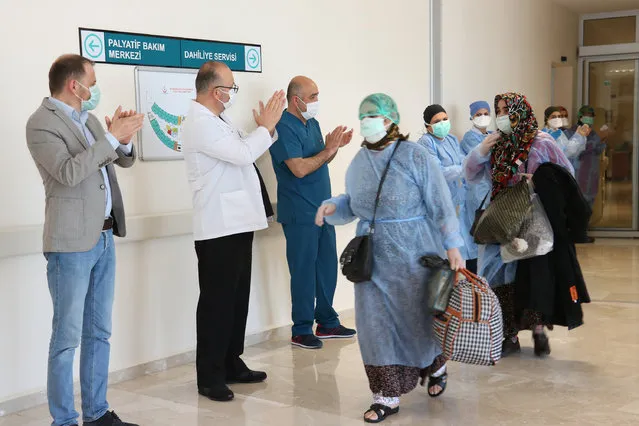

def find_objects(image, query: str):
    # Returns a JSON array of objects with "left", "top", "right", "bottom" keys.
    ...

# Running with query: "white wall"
[
  {"left": 552, "top": 65, "right": 575, "bottom": 114},
  {"left": 439, "top": 0, "right": 579, "bottom": 137},
  {"left": 0, "top": 0, "right": 431, "bottom": 404}
]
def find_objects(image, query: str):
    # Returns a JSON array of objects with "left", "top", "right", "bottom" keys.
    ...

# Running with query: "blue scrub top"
[{"left": 270, "top": 110, "right": 331, "bottom": 224}]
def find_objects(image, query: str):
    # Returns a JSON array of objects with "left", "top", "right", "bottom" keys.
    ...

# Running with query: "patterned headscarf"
[{"left": 491, "top": 92, "right": 538, "bottom": 197}]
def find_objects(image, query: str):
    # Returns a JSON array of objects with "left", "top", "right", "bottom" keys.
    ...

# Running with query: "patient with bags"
[{"left": 315, "top": 91, "right": 591, "bottom": 424}]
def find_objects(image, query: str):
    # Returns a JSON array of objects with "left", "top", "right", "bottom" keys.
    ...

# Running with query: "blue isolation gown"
[
  {"left": 463, "top": 131, "right": 574, "bottom": 288},
  {"left": 417, "top": 133, "right": 476, "bottom": 260},
  {"left": 324, "top": 141, "right": 463, "bottom": 374},
  {"left": 564, "top": 127, "right": 606, "bottom": 207},
  {"left": 542, "top": 127, "right": 587, "bottom": 160},
  {"left": 460, "top": 128, "right": 493, "bottom": 260}
]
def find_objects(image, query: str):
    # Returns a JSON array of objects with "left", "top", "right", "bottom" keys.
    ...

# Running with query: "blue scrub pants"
[{"left": 282, "top": 223, "right": 340, "bottom": 337}]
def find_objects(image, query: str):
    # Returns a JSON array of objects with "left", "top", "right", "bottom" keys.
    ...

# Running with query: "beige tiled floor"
[{"left": 3, "top": 240, "right": 639, "bottom": 425}]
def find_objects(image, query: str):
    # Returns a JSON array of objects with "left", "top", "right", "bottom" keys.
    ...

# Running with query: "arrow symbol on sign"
[
  {"left": 249, "top": 53, "right": 258, "bottom": 64},
  {"left": 89, "top": 40, "right": 99, "bottom": 53}
]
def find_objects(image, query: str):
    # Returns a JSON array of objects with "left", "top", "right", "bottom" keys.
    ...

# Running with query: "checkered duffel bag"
[{"left": 432, "top": 269, "right": 503, "bottom": 366}]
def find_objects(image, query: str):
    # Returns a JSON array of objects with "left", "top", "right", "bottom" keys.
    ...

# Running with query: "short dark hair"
[
  {"left": 48, "top": 54, "right": 94, "bottom": 95},
  {"left": 195, "top": 61, "right": 223, "bottom": 94},
  {"left": 286, "top": 80, "right": 302, "bottom": 103},
  {"left": 544, "top": 106, "right": 561, "bottom": 121}
]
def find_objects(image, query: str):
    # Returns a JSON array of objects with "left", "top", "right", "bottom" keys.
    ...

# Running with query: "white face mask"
[
  {"left": 297, "top": 97, "right": 320, "bottom": 120},
  {"left": 360, "top": 117, "right": 388, "bottom": 143},
  {"left": 218, "top": 89, "right": 236, "bottom": 110},
  {"left": 473, "top": 115, "right": 491, "bottom": 129},
  {"left": 561, "top": 117, "right": 570, "bottom": 128},
  {"left": 496, "top": 115, "right": 513, "bottom": 135},
  {"left": 548, "top": 118, "right": 563, "bottom": 130}
]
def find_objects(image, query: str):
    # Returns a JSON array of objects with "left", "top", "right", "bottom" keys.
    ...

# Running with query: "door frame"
[{"left": 579, "top": 54, "right": 639, "bottom": 232}]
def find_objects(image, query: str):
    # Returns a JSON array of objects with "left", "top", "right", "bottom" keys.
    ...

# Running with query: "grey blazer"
[{"left": 26, "top": 98, "right": 137, "bottom": 253}]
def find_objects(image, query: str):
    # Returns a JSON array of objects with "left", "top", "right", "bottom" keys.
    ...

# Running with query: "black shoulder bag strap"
[{"left": 369, "top": 141, "right": 402, "bottom": 235}]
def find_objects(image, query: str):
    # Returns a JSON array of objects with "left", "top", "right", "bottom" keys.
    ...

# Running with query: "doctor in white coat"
[{"left": 182, "top": 61, "right": 285, "bottom": 402}]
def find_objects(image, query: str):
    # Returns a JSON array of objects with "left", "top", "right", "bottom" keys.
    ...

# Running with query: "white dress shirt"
[
  {"left": 182, "top": 100, "right": 277, "bottom": 241},
  {"left": 49, "top": 97, "right": 133, "bottom": 219}
]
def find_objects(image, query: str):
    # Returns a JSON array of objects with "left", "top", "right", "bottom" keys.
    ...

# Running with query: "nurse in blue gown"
[{"left": 417, "top": 104, "right": 477, "bottom": 273}]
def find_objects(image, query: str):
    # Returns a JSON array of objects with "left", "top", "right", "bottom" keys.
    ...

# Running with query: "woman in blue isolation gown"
[
  {"left": 464, "top": 92, "right": 573, "bottom": 358},
  {"left": 460, "top": 101, "right": 494, "bottom": 270},
  {"left": 316, "top": 93, "right": 463, "bottom": 424},
  {"left": 542, "top": 105, "right": 589, "bottom": 160},
  {"left": 417, "top": 104, "right": 477, "bottom": 273}
]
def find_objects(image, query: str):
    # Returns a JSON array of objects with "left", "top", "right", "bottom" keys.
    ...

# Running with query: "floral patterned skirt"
[{"left": 364, "top": 354, "right": 447, "bottom": 397}]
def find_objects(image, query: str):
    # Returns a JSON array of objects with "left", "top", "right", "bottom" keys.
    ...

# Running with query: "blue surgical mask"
[
  {"left": 75, "top": 82, "right": 101, "bottom": 111},
  {"left": 429, "top": 120, "right": 451, "bottom": 139}
]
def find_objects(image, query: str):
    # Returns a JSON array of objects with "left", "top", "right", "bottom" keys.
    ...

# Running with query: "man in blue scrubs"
[{"left": 270, "top": 76, "right": 356, "bottom": 349}]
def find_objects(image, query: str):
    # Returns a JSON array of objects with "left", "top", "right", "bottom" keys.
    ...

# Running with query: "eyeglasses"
[{"left": 214, "top": 83, "right": 239, "bottom": 94}]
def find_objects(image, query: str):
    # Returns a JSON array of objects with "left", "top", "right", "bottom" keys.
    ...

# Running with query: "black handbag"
[
  {"left": 339, "top": 142, "right": 402, "bottom": 283},
  {"left": 419, "top": 255, "right": 456, "bottom": 314},
  {"left": 469, "top": 191, "right": 488, "bottom": 239}
]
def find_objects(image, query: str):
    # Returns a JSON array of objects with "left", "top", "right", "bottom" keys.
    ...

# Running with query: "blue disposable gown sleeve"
[
  {"left": 461, "top": 130, "right": 483, "bottom": 156},
  {"left": 527, "top": 133, "right": 575, "bottom": 176},
  {"left": 323, "top": 194, "right": 356, "bottom": 226},
  {"left": 419, "top": 134, "right": 464, "bottom": 184},
  {"left": 414, "top": 149, "right": 465, "bottom": 251},
  {"left": 555, "top": 131, "right": 586, "bottom": 159},
  {"left": 463, "top": 145, "right": 491, "bottom": 184},
  {"left": 592, "top": 133, "right": 606, "bottom": 155}
]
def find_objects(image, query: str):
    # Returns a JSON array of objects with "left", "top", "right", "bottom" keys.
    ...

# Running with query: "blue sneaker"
[
  {"left": 316, "top": 325, "right": 357, "bottom": 339},
  {"left": 292, "top": 334, "right": 323, "bottom": 349}
]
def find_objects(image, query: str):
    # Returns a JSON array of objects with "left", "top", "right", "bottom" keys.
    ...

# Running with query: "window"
[{"left": 583, "top": 16, "right": 637, "bottom": 47}]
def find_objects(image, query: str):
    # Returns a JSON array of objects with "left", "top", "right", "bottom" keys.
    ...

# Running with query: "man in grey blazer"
[{"left": 26, "top": 54, "right": 143, "bottom": 426}]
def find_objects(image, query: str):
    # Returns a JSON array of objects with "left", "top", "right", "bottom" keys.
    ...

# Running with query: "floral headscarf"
[{"left": 491, "top": 92, "right": 538, "bottom": 196}]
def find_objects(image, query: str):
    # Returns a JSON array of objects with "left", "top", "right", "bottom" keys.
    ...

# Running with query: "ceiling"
[{"left": 554, "top": 0, "right": 639, "bottom": 14}]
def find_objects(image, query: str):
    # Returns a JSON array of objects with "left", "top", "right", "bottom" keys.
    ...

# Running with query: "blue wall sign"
[{"left": 79, "top": 28, "right": 262, "bottom": 72}]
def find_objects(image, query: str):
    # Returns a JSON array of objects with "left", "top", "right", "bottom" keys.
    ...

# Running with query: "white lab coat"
[{"left": 182, "top": 100, "right": 276, "bottom": 241}]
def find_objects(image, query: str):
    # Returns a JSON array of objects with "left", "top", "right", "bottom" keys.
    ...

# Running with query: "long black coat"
[{"left": 515, "top": 163, "right": 591, "bottom": 330}]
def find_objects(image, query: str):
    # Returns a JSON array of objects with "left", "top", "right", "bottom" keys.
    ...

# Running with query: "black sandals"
[
  {"left": 363, "top": 404, "right": 399, "bottom": 423},
  {"left": 427, "top": 371, "right": 448, "bottom": 398}
]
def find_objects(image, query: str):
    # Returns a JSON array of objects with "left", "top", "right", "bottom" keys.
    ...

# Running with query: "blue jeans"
[
  {"left": 45, "top": 230, "right": 115, "bottom": 426},
  {"left": 282, "top": 223, "right": 340, "bottom": 337}
]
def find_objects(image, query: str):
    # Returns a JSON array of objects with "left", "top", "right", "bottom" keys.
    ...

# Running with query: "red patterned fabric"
[{"left": 491, "top": 93, "right": 538, "bottom": 197}]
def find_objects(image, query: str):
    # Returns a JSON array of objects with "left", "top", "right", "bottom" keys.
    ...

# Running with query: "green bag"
[{"left": 471, "top": 178, "right": 532, "bottom": 245}]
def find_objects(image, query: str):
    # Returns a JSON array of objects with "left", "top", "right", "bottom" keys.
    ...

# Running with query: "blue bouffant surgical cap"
[{"left": 470, "top": 100, "right": 491, "bottom": 117}]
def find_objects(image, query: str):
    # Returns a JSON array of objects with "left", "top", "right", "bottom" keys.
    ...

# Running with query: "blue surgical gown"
[
  {"left": 417, "top": 132, "right": 476, "bottom": 260},
  {"left": 460, "top": 128, "right": 493, "bottom": 259},
  {"left": 542, "top": 127, "right": 587, "bottom": 160},
  {"left": 324, "top": 141, "right": 463, "bottom": 370},
  {"left": 564, "top": 127, "right": 606, "bottom": 207}
]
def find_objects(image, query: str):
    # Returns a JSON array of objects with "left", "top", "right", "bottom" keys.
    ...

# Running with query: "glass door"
[{"left": 583, "top": 57, "right": 639, "bottom": 230}]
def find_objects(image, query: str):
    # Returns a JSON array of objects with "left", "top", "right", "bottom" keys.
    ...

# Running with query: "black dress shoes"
[
  {"left": 226, "top": 369, "right": 267, "bottom": 384},
  {"left": 83, "top": 411, "right": 138, "bottom": 425},
  {"left": 198, "top": 385, "right": 235, "bottom": 402}
]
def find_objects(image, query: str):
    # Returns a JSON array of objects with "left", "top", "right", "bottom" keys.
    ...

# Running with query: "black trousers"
[{"left": 194, "top": 232, "right": 254, "bottom": 387}]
